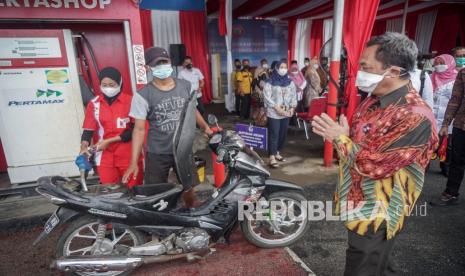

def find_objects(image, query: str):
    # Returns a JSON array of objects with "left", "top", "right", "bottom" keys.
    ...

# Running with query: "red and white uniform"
[{"left": 83, "top": 93, "right": 143, "bottom": 187}]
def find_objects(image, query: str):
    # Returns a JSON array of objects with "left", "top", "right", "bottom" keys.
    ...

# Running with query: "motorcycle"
[{"left": 33, "top": 93, "right": 309, "bottom": 276}]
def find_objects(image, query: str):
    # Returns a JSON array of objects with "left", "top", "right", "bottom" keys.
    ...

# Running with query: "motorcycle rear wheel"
[
  {"left": 240, "top": 191, "right": 309, "bottom": 248},
  {"left": 56, "top": 216, "right": 145, "bottom": 276}
]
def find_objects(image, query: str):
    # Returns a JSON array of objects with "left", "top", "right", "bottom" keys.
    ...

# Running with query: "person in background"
[
  {"left": 236, "top": 59, "right": 253, "bottom": 119},
  {"left": 263, "top": 61, "right": 297, "bottom": 168},
  {"left": 431, "top": 54, "right": 457, "bottom": 176},
  {"left": 252, "top": 58, "right": 270, "bottom": 102},
  {"left": 233, "top": 59, "right": 242, "bottom": 116},
  {"left": 254, "top": 58, "right": 269, "bottom": 80},
  {"left": 178, "top": 56, "right": 205, "bottom": 115},
  {"left": 80, "top": 67, "right": 143, "bottom": 188},
  {"left": 251, "top": 59, "right": 271, "bottom": 126},
  {"left": 270, "top": 61, "right": 279, "bottom": 73},
  {"left": 303, "top": 58, "right": 322, "bottom": 109},
  {"left": 312, "top": 32, "right": 437, "bottom": 276},
  {"left": 439, "top": 59, "right": 465, "bottom": 205},
  {"left": 123, "top": 47, "right": 212, "bottom": 208},
  {"left": 289, "top": 62, "right": 307, "bottom": 113},
  {"left": 410, "top": 66, "right": 434, "bottom": 109},
  {"left": 452, "top": 46, "right": 465, "bottom": 70},
  {"left": 317, "top": 56, "right": 329, "bottom": 91},
  {"left": 301, "top": 57, "right": 310, "bottom": 75}
]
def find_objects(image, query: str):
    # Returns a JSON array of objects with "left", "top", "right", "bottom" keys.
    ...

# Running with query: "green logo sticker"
[
  {"left": 45, "top": 69, "right": 69, "bottom": 84},
  {"left": 36, "top": 89, "right": 63, "bottom": 98}
]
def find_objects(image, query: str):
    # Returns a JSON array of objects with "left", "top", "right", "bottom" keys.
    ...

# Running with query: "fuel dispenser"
[
  {"left": 0, "top": 29, "right": 84, "bottom": 183},
  {"left": 0, "top": 1, "right": 145, "bottom": 188}
]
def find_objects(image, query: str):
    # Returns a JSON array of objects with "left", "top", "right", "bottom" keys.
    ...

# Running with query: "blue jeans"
[{"left": 267, "top": 117, "right": 289, "bottom": 156}]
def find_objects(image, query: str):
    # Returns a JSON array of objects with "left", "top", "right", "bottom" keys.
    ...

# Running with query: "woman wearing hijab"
[
  {"left": 431, "top": 54, "right": 458, "bottom": 176},
  {"left": 289, "top": 63, "right": 307, "bottom": 112},
  {"left": 303, "top": 58, "right": 322, "bottom": 109},
  {"left": 263, "top": 61, "right": 297, "bottom": 168},
  {"left": 80, "top": 67, "right": 143, "bottom": 187}
]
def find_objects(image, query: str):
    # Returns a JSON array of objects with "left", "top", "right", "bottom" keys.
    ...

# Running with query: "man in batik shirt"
[{"left": 312, "top": 33, "right": 438, "bottom": 276}]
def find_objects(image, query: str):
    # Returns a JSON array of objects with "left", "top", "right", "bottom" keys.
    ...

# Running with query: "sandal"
[
  {"left": 269, "top": 157, "right": 279, "bottom": 168},
  {"left": 275, "top": 154, "right": 286, "bottom": 162}
]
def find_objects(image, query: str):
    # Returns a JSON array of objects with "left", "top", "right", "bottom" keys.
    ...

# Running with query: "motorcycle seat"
[
  {"left": 133, "top": 183, "right": 179, "bottom": 197},
  {"left": 127, "top": 183, "right": 183, "bottom": 207}
]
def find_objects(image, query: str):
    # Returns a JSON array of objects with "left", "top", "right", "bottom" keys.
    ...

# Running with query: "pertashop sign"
[{"left": 0, "top": 0, "right": 112, "bottom": 9}]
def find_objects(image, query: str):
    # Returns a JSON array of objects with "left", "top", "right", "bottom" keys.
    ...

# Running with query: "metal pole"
[
  {"left": 124, "top": 20, "right": 137, "bottom": 94},
  {"left": 324, "top": 0, "right": 345, "bottom": 167},
  {"left": 401, "top": 0, "right": 409, "bottom": 35}
]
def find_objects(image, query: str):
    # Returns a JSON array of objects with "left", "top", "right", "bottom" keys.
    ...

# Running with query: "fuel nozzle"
[{"left": 75, "top": 154, "right": 93, "bottom": 192}]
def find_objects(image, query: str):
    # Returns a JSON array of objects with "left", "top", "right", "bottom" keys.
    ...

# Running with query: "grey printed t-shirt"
[{"left": 129, "top": 79, "right": 192, "bottom": 155}]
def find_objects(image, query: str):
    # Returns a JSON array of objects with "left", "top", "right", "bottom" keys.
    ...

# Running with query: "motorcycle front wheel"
[
  {"left": 240, "top": 191, "right": 309, "bottom": 248},
  {"left": 56, "top": 216, "right": 145, "bottom": 276}
]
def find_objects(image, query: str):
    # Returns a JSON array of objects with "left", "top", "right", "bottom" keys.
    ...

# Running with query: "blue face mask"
[{"left": 151, "top": 64, "right": 173, "bottom": 79}]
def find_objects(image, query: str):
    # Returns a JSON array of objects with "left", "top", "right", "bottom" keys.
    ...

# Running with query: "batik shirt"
[{"left": 334, "top": 86, "right": 438, "bottom": 239}]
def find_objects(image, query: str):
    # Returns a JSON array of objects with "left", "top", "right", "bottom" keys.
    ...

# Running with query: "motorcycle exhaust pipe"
[
  {"left": 54, "top": 256, "right": 143, "bottom": 273},
  {"left": 53, "top": 251, "right": 210, "bottom": 273}
]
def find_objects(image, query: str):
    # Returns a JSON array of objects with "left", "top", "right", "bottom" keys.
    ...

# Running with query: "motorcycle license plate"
[{"left": 44, "top": 212, "right": 60, "bottom": 234}]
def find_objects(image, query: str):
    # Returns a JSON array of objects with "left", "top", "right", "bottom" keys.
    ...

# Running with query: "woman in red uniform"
[{"left": 79, "top": 67, "right": 143, "bottom": 187}]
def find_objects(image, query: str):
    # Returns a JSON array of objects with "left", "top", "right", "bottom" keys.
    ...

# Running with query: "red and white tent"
[{"left": 208, "top": 0, "right": 465, "bottom": 60}]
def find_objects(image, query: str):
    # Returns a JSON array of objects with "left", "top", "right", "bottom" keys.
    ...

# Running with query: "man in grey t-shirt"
[{"left": 122, "top": 47, "right": 212, "bottom": 208}]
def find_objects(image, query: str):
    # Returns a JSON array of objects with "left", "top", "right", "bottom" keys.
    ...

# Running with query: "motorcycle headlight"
[
  {"left": 225, "top": 131, "right": 245, "bottom": 149},
  {"left": 209, "top": 133, "right": 222, "bottom": 144}
]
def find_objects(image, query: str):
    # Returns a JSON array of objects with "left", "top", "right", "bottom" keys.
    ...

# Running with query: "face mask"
[
  {"left": 186, "top": 63, "right": 193, "bottom": 70},
  {"left": 312, "top": 64, "right": 319, "bottom": 69},
  {"left": 243, "top": 65, "right": 250, "bottom": 70},
  {"left": 291, "top": 70, "right": 299, "bottom": 75},
  {"left": 235, "top": 65, "right": 241, "bottom": 70},
  {"left": 262, "top": 63, "right": 269, "bottom": 69},
  {"left": 101, "top": 86, "right": 121, "bottom": 97},
  {"left": 455, "top": 57, "right": 465, "bottom": 67},
  {"left": 434, "top": 64, "right": 448, "bottom": 73},
  {"left": 304, "top": 62, "right": 310, "bottom": 66},
  {"left": 151, "top": 64, "right": 173, "bottom": 79},
  {"left": 278, "top": 68, "right": 288, "bottom": 76},
  {"left": 355, "top": 70, "right": 386, "bottom": 94}
]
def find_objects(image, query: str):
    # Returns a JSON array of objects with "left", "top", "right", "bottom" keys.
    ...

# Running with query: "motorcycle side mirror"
[{"left": 207, "top": 114, "right": 218, "bottom": 125}]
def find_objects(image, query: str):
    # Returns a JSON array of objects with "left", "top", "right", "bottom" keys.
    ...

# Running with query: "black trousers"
[
  {"left": 241, "top": 94, "right": 251, "bottom": 119},
  {"left": 144, "top": 153, "right": 195, "bottom": 190},
  {"left": 344, "top": 225, "right": 397, "bottom": 276},
  {"left": 267, "top": 117, "right": 289, "bottom": 156},
  {"left": 445, "top": 127, "right": 465, "bottom": 196},
  {"left": 196, "top": 97, "right": 205, "bottom": 115},
  {"left": 235, "top": 95, "right": 242, "bottom": 115}
]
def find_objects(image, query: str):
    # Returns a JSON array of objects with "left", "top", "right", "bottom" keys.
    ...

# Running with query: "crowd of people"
[
  {"left": 232, "top": 56, "right": 328, "bottom": 167},
  {"left": 407, "top": 46, "right": 465, "bottom": 205}
]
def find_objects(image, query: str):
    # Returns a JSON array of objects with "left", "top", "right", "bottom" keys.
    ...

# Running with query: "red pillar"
[{"left": 324, "top": 61, "right": 340, "bottom": 167}]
